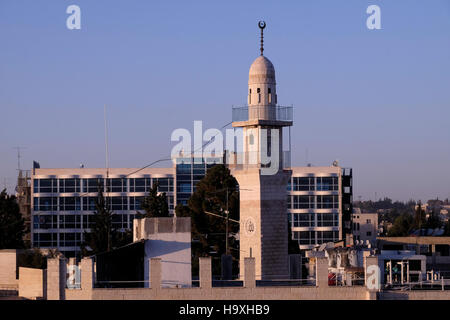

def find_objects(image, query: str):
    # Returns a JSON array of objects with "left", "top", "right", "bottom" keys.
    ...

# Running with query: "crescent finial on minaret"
[{"left": 258, "top": 21, "right": 266, "bottom": 56}]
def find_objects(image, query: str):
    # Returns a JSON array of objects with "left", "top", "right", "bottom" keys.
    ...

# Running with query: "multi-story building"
[
  {"left": 30, "top": 160, "right": 352, "bottom": 257},
  {"left": 351, "top": 210, "right": 378, "bottom": 245},
  {"left": 288, "top": 165, "right": 352, "bottom": 250},
  {"left": 31, "top": 165, "right": 175, "bottom": 258}
]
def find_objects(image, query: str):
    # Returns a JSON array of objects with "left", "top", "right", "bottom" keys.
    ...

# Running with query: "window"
[
  {"left": 34, "top": 233, "right": 57, "bottom": 247},
  {"left": 82, "top": 215, "right": 95, "bottom": 229},
  {"left": 83, "top": 178, "right": 103, "bottom": 193},
  {"left": 60, "top": 233, "right": 81, "bottom": 247},
  {"left": 167, "top": 195, "right": 174, "bottom": 210},
  {"left": 129, "top": 196, "right": 144, "bottom": 211},
  {"left": 59, "top": 178, "right": 80, "bottom": 193},
  {"left": 154, "top": 177, "right": 173, "bottom": 192},
  {"left": 293, "top": 213, "right": 314, "bottom": 227},
  {"left": 112, "top": 214, "right": 127, "bottom": 229},
  {"left": 248, "top": 89, "right": 252, "bottom": 104},
  {"left": 316, "top": 231, "right": 339, "bottom": 244},
  {"left": 59, "top": 215, "right": 81, "bottom": 229},
  {"left": 59, "top": 197, "right": 81, "bottom": 211},
  {"left": 316, "top": 176, "right": 338, "bottom": 191},
  {"left": 366, "top": 219, "right": 371, "bottom": 224},
  {"left": 178, "top": 182, "right": 191, "bottom": 193},
  {"left": 82, "top": 197, "right": 97, "bottom": 211},
  {"left": 293, "top": 177, "right": 314, "bottom": 191},
  {"left": 129, "top": 178, "right": 150, "bottom": 192},
  {"left": 106, "top": 178, "right": 127, "bottom": 193},
  {"left": 33, "top": 215, "right": 57, "bottom": 229},
  {"left": 35, "top": 197, "right": 57, "bottom": 211},
  {"left": 316, "top": 195, "right": 339, "bottom": 209},
  {"left": 249, "top": 134, "right": 254, "bottom": 145},
  {"left": 317, "top": 213, "right": 338, "bottom": 227},
  {"left": 268, "top": 88, "right": 272, "bottom": 103},
  {"left": 293, "top": 231, "right": 315, "bottom": 245},
  {"left": 366, "top": 231, "right": 372, "bottom": 236},
  {"left": 257, "top": 88, "right": 261, "bottom": 103},
  {"left": 110, "top": 196, "right": 127, "bottom": 211},
  {"left": 35, "top": 179, "right": 57, "bottom": 193},
  {"left": 293, "top": 195, "right": 314, "bottom": 209}
]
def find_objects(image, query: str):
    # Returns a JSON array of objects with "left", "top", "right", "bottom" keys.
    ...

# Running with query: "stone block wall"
[
  {"left": 18, "top": 267, "right": 46, "bottom": 299},
  {"left": 0, "top": 250, "right": 18, "bottom": 288}
]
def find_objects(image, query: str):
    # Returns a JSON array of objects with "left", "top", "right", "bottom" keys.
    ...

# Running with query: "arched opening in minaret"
[
  {"left": 248, "top": 89, "right": 252, "bottom": 104},
  {"left": 257, "top": 88, "right": 261, "bottom": 103},
  {"left": 268, "top": 88, "right": 272, "bottom": 104}
]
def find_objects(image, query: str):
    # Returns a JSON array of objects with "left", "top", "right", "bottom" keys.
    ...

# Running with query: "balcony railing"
[{"left": 232, "top": 105, "right": 293, "bottom": 122}]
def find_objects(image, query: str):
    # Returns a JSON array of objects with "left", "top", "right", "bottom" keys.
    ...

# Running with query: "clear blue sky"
[{"left": 1, "top": 0, "right": 449, "bottom": 202}]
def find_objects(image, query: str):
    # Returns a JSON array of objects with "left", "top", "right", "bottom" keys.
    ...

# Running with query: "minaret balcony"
[{"left": 232, "top": 105, "right": 293, "bottom": 127}]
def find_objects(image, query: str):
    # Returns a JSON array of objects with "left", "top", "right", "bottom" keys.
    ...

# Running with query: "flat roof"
[
  {"left": 377, "top": 237, "right": 450, "bottom": 245},
  {"left": 33, "top": 167, "right": 174, "bottom": 177}
]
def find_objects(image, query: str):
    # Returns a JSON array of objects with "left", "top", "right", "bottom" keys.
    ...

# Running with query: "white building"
[
  {"left": 352, "top": 211, "right": 378, "bottom": 245},
  {"left": 289, "top": 166, "right": 353, "bottom": 250}
]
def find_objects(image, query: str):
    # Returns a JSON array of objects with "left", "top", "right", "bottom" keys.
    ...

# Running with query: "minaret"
[{"left": 231, "top": 21, "right": 293, "bottom": 280}]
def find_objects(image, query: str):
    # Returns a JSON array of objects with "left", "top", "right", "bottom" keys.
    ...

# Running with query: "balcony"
[{"left": 232, "top": 105, "right": 293, "bottom": 122}]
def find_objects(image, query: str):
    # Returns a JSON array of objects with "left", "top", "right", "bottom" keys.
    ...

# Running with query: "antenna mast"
[
  {"left": 13, "top": 147, "right": 26, "bottom": 171},
  {"left": 104, "top": 105, "right": 110, "bottom": 180}
]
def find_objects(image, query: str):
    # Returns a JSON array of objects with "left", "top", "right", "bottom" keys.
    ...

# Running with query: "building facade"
[
  {"left": 351, "top": 211, "right": 378, "bottom": 245},
  {"left": 30, "top": 162, "right": 352, "bottom": 257},
  {"left": 31, "top": 166, "right": 175, "bottom": 258},
  {"left": 289, "top": 166, "right": 352, "bottom": 250}
]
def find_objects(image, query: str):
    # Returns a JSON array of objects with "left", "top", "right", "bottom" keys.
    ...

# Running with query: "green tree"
[
  {"left": 387, "top": 213, "right": 413, "bottom": 236},
  {"left": 425, "top": 208, "right": 442, "bottom": 230},
  {"left": 81, "top": 184, "right": 131, "bottom": 256},
  {"left": 140, "top": 183, "right": 169, "bottom": 218},
  {"left": 17, "top": 248, "right": 47, "bottom": 269},
  {"left": 0, "top": 189, "right": 25, "bottom": 249},
  {"left": 412, "top": 201, "right": 427, "bottom": 233},
  {"left": 444, "top": 219, "right": 450, "bottom": 236},
  {"left": 177, "top": 164, "right": 239, "bottom": 277}
]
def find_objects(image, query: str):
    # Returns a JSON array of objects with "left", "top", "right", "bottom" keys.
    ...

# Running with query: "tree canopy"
[
  {"left": 0, "top": 189, "right": 25, "bottom": 249},
  {"left": 176, "top": 164, "right": 239, "bottom": 276},
  {"left": 81, "top": 184, "right": 131, "bottom": 256},
  {"left": 387, "top": 213, "right": 413, "bottom": 236},
  {"left": 140, "top": 183, "right": 169, "bottom": 218}
]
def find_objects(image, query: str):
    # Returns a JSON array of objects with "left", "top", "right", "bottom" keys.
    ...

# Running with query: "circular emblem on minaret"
[{"left": 244, "top": 217, "right": 256, "bottom": 237}]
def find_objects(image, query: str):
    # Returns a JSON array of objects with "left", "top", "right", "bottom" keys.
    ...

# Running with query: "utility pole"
[{"left": 225, "top": 187, "right": 229, "bottom": 255}]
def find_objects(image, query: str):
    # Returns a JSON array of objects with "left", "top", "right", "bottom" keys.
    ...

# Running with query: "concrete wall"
[
  {"left": 136, "top": 218, "right": 191, "bottom": 288},
  {"left": 18, "top": 267, "right": 46, "bottom": 299},
  {"left": 46, "top": 258, "right": 67, "bottom": 300},
  {"left": 59, "top": 256, "right": 450, "bottom": 300},
  {"left": 65, "top": 256, "right": 371, "bottom": 300},
  {"left": 0, "top": 250, "right": 18, "bottom": 288}
]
